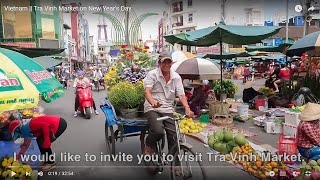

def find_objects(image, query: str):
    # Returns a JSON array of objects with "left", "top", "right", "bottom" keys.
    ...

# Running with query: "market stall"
[{"left": 0, "top": 47, "right": 65, "bottom": 179}]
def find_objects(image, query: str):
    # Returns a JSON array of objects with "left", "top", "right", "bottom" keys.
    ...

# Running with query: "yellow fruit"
[
  {"left": 7, "top": 170, "right": 12, "bottom": 178},
  {"left": 21, "top": 170, "right": 26, "bottom": 176},
  {"left": 201, "top": 124, "right": 207, "bottom": 128},
  {"left": 8, "top": 157, "right": 14, "bottom": 164},
  {"left": 2, "top": 171, "right": 8, "bottom": 177},
  {"left": 187, "top": 122, "right": 193, "bottom": 126},
  {"left": 190, "top": 125, "right": 196, "bottom": 130},
  {"left": 180, "top": 124, "right": 185, "bottom": 128},
  {"left": 198, "top": 127, "right": 203, "bottom": 132},
  {"left": 183, "top": 129, "right": 189, "bottom": 134}
]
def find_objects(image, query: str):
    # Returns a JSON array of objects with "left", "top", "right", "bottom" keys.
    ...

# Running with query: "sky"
[{"left": 62, "top": 0, "right": 167, "bottom": 44}]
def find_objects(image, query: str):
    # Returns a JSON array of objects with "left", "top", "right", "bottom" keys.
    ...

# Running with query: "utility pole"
[
  {"left": 285, "top": 0, "right": 289, "bottom": 43},
  {"left": 303, "top": 0, "right": 312, "bottom": 36},
  {"left": 221, "top": 0, "right": 227, "bottom": 22}
]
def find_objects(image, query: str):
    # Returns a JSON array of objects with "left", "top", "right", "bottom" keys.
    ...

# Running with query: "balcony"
[
  {"left": 173, "top": 7, "right": 183, "bottom": 13},
  {"left": 172, "top": 22, "right": 183, "bottom": 28}
]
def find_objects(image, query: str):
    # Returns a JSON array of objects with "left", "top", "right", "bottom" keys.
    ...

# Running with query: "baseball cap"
[{"left": 158, "top": 51, "right": 173, "bottom": 62}]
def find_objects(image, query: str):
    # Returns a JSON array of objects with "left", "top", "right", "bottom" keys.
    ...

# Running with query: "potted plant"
[
  {"left": 213, "top": 80, "right": 239, "bottom": 99},
  {"left": 107, "top": 81, "right": 144, "bottom": 118}
]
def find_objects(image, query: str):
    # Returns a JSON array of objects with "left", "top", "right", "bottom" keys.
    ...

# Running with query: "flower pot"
[{"left": 120, "top": 107, "right": 139, "bottom": 119}]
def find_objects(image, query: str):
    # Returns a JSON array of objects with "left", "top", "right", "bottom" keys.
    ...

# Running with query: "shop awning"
[
  {"left": 33, "top": 56, "right": 63, "bottom": 69},
  {"left": 0, "top": 45, "right": 65, "bottom": 58}
]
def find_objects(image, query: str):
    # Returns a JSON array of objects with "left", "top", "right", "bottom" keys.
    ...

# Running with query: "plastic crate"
[{"left": 278, "top": 133, "right": 297, "bottom": 165}]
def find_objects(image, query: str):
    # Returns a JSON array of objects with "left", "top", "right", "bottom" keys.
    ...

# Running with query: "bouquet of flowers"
[{"left": 121, "top": 67, "right": 147, "bottom": 84}]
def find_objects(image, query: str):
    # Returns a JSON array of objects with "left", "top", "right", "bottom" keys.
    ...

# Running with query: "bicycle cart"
[{"left": 100, "top": 98, "right": 206, "bottom": 180}]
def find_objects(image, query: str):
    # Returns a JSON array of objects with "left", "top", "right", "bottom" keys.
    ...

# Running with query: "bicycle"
[{"left": 140, "top": 115, "right": 206, "bottom": 180}]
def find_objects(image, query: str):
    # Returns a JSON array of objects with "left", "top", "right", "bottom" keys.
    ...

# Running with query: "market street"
[{"left": 39, "top": 79, "right": 277, "bottom": 180}]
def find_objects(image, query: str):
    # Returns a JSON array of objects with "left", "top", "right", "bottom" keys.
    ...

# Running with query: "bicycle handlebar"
[{"left": 156, "top": 115, "right": 186, "bottom": 121}]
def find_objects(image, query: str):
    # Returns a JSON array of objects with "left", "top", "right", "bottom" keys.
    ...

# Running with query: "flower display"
[
  {"left": 121, "top": 67, "right": 147, "bottom": 84},
  {"left": 104, "top": 43, "right": 155, "bottom": 89}
]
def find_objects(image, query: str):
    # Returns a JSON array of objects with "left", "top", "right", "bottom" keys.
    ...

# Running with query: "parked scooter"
[
  {"left": 91, "top": 79, "right": 100, "bottom": 92},
  {"left": 76, "top": 84, "right": 93, "bottom": 119}
]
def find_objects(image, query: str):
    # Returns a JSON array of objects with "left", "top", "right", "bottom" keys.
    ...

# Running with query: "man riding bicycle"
[{"left": 143, "top": 51, "right": 194, "bottom": 156}]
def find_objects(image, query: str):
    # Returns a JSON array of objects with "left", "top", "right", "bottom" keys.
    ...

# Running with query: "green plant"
[
  {"left": 282, "top": 71, "right": 320, "bottom": 100},
  {"left": 108, "top": 81, "right": 144, "bottom": 109},
  {"left": 213, "top": 80, "right": 239, "bottom": 98}
]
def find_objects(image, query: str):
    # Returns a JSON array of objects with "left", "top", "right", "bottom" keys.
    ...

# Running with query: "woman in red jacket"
[{"left": 9, "top": 116, "right": 67, "bottom": 171}]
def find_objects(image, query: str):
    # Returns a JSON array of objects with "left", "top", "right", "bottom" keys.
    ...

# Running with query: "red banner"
[{"left": 196, "top": 46, "right": 220, "bottom": 54}]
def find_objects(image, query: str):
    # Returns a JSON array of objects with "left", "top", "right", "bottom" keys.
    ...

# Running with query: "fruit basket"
[{"left": 0, "top": 156, "right": 34, "bottom": 180}]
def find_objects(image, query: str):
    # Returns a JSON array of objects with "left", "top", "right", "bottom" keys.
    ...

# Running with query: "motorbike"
[
  {"left": 76, "top": 84, "right": 93, "bottom": 119},
  {"left": 265, "top": 76, "right": 277, "bottom": 91},
  {"left": 91, "top": 79, "right": 100, "bottom": 92},
  {"left": 60, "top": 77, "right": 67, "bottom": 89}
]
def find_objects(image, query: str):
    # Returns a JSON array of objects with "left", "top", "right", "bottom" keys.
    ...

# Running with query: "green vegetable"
[
  {"left": 223, "top": 128, "right": 234, "bottom": 142},
  {"left": 309, "top": 160, "right": 318, "bottom": 166},
  {"left": 234, "top": 133, "right": 247, "bottom": 146},
  {"left": 214, "top": 142, "right": 223, "bottom": 152}
]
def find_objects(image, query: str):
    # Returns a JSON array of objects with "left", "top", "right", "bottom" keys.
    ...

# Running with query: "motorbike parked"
[{"left": 76, "top": 84, "right": 93, "bottom": 119}]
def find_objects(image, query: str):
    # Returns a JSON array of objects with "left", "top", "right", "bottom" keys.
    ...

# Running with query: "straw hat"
[
  {"left": 244, "top": 81, "right": 253, "bottom": 89},
  {"left": 190, "top": 80, "right": 203, "bottom": 86},
  {"left": 299, "top": 103, "right": 320, "bottom": 121}
]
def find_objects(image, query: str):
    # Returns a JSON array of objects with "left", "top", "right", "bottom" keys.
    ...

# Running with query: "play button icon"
[{"left": 11, "top": 171, "right": 16, "bottom": 177}]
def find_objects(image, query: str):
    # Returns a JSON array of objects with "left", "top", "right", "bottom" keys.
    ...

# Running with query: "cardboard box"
[
  {"left": 283, "top": 123, "right": 298, "bottom": 137},
  {"left": 264, "top": 121, "right": 282, "bottom": 134},
  {"left": 285, "top": 111, "right": 301, "bottom": 126}
]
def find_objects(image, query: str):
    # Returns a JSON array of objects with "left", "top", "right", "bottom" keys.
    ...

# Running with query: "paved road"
[{"left": 39, "top": 80, "right": 276, "bottom": 180}]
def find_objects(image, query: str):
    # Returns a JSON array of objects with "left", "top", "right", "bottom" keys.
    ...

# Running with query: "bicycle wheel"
[
  {"left": 105, "top": 125, "right": 115, "bottom": 155},
  {"left": 170, "top": 145, "right": 206, "bottom": 180}
]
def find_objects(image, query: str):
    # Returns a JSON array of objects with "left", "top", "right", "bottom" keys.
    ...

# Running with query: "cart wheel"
[{"left": 105, "top": 125, "right": 115, "bottom": 155}]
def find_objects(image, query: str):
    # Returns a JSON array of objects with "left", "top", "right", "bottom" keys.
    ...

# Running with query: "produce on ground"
[
  {"left": 294, "top": 159, "right": 320, "bottom": 179},
  {"left": 0, "top": 156, "right": 33, "bottom": 179},
  {"left": 207, "top": 129, "right": 248, "bottom": 154},
  {"left": 291, "top": 105, "right": 306, "bottom": 112},
  {"left": 179, "top": 118, "right": 207, "bottom": 134},
  {"left": 230, "top": 144, "right": 290, "bottom": 179}
]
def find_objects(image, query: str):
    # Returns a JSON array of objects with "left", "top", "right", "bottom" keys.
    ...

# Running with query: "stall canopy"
[
  {"left": 164, "top": 22, "right": 281, "bottom": 46},
  {"left": 286, "top": 31, "right": 320, "bottom": 57},
  {"left": 203, "top": 52, "right": 253, "bottom": 59},
  {"left": 0, "top": 45, "right": 65, "bottom": 58},
  {"left": 245, "top": 42, "right": 294, "bottom": 53},
  {"left": 164, "top": 21, "right": 281, "bottom": 92},
  {"left": 33, "top": 56, "right": 63, "bottom": 69}
]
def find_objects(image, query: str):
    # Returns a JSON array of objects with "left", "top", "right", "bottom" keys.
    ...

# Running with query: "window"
[
  {"left": 180, "top": 45, "right": 183, "bottom": 51},
  {"left": 2, "top": 0, "right": 32, "bottom": 38},
  {"left": 188, "top": 0, "right": 192, "bottom": 7},
  {"left": 42, "top": 18, "right": 55, "bottom": 39},
  {"left": 100, "top": 54, "right": 103, "bottom": 57},
  {"left": 188, "top": 13, "right": 193, "bottom": 23},
  {"left": 187, "top": 46, "right": 191, "bottom": 52}
]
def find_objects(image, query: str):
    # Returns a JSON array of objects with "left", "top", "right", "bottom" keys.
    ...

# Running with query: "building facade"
[
  {"left": 69, "top": 2, "right": 90, "bottom": 70},
  {"left": 159, "top": 0, "right": 265, "bottom": 53},
  {"left": 0, "top": 0, "right": 62, "bottom": 48}
]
